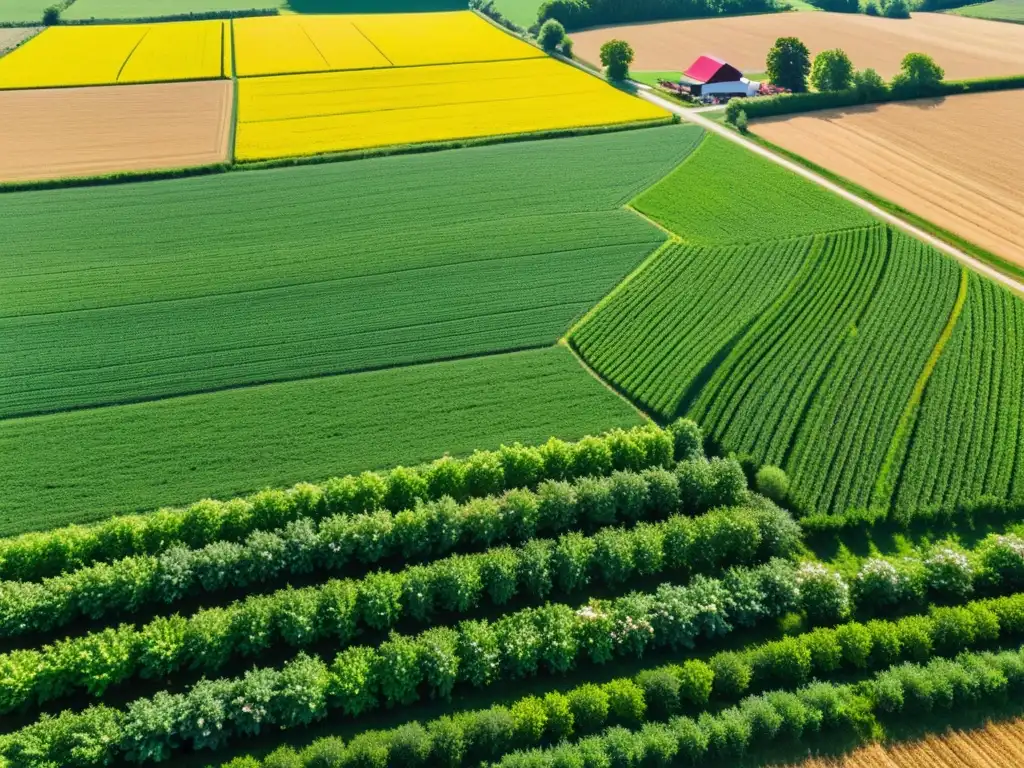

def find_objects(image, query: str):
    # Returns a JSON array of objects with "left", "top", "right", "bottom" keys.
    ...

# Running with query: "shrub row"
[
  {"left": 0, "top": 456, "right": 744, "bottom": 640},
  {"left": 0, "top": 502, "right": 797, "bottom": 714},
  {"left": 217, "top": 590, "right": 1024, "bottom": 768},
  {"left": 493, "top": 646, "right": 1024, "bottom": 768},
  {"left": 738, "top": 75, "right": 1024, "bottom": 121},
  {"left": 0, "top": 423, "right": 691, "bottom": 582},
  {"left": 537, "top": 0, "right": 777, "bottom": 32},
  {"left": 0, "top": 560, "right": 801, "bottom": 767}
]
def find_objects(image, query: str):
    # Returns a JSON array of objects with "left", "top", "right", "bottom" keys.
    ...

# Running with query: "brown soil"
[
  {"left": 0, "top": 79, "right": 232, "bottom": 182},
  {"left": 0, "top": 26, "right": 38, "bottom": 55},
  {"left": 572, "top": 12, "right": 1024, "bottom": 79},
  {"left": 752, "top": 90, "right": 1024, "bottom": 270},
  {"left": 796, "top": 719, "right": 1024, "bottom": 767}
]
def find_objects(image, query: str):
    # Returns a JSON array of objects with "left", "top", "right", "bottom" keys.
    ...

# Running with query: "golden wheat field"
[
  {"left": 234, "top": 57, "right": 667, "bottom": 161},
  {"left": 754, "top": 91, "right": 1024, "bottom": 270},
  {"left": 0, "top": 20, "right": 224, "bottom": 89},
  {"left": 797, "top": 719, "right": 1024, "bottom": 767},
  {"left": 232, "top": 11, "right": 542, "bottom": 78}
]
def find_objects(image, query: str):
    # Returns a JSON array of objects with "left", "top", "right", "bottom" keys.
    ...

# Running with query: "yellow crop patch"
[
  {"left": 232, "top": 10, "right": 542, "bottom": 77},
  {"left": 235, "top": 58, "right": 668, "bottom": 162},
  {"left": 0, "top": 21, "right": 224, "bottom": 89}
]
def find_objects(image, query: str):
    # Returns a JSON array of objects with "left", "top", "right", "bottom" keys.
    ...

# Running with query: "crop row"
[
  {"left": 492, "top": 645, "right": 1024, "bottom": 768},
  {"left": 0, "top": 423, "right": 686, "bottom": 583},
  {"left": 13, "top": 582, "right": 1024, "bottom": 768},
  {"left": 893, "top": 276, "right": 1024, "bottom": 513},
  {"left": 790, "top": 231, "right": 962, "bottom": 515},
  {"left": 225, "top": 591, "right": 1024, "bottom": 768},
  {"left": 569, "top": 236, "right": 811, "bottom": 419},
  {"left": 693, "top": 225, "right": 887, "bottom": 481},
  {"left": 0, "top": 455, "right": 743, "bottom": 640},
  {"left": 0, "top": 560, "right": 800, "bottom": 766},
  {"left": 0, "top": 501, "right": 796, "bottom": 713}
]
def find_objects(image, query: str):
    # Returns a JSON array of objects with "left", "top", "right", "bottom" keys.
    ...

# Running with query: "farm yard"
[
  {"left": 752, "top": 91, "right": 1024, "bottom": 274},
  {"left": 0, "top": 80, "right": 232, "bottom": 182},
  {"left": 570, "top": 13, "right": 1024, "bottom": 80},
  {"left": 3, "top": 5, "right": 1024, "bottom": 768}
]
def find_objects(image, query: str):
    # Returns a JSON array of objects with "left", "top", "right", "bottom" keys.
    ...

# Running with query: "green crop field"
[
  {"left": 489, "top": 0, "right": 542, "bottom": 25},
  {"left": 950, "top": 0, "right": 1024, "bottom": 21},
  {"left": 894, "top": 275, "right": 1024, "bottom": 512},
  {"left": 0, "top": 0, "right": 50, "bottom": 22},
  {"left": 62, "top": 0, "right": 275, "bottom": 18},
  {"left": 0, "top": 347, "right": 643, "bottom": 534},
  {"left": 633, "top": 134, "right": 873, "bottom": 244},
  {"left": 0, "top": 126, "right": 700, "bottom": 419}
]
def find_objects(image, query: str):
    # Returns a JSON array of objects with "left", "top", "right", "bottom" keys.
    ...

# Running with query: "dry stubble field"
[
  {"left": 752, "top": 90, "right": 1024, "bottom": 271},
  {"left": 0, "top": 26, "right": 37, "bottom": 54},
  {"left": 0, "top": 80, "right": 232, "bottom": 182},
  {"left": 798, "top": 719, "right": 1024, "bottom": 767},
  {"left": 572, "top": 13, "right": 1024, "bottom": 79}
]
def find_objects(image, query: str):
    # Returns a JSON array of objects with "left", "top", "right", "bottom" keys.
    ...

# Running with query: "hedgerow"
[
  {"left": 0, "top": 560, "right": 802, "bottom": 766},
  {"left": 0, "top": 456, "right": 750, "bottom": 642},
  {"left": 0, "top": 501, "right": 795, "bottom": 714},
  {"left": 493, "top": 645, "right": 1024, "bottom": 768},
  {"left": 0, "top": 423, "right": 683, "bottom": 582}
]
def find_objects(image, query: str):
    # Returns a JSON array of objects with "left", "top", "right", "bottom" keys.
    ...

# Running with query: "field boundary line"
[
  {"left": 560, "top": 339, "right": 653, "bottom": 423},
  {"left": 564, "top": 232, "right": 679, "bottom": 340},
  {"left": 639, "top": 91, "right": 1024, "bottom": 298},
  {"left": 350, "top": 21, "right": 394, "bottom": 67},
  {"left": 113, "top": 28, "right": 149, "bottom": 84},
  {"left": 228, "top": 18, "right": 239, "bottom": 163},
  {"left": 872, "top": 266, "right": 970, "bottom": 508},
  {"left": 234, "top": 54, "right": 546, "bottom": 82}
]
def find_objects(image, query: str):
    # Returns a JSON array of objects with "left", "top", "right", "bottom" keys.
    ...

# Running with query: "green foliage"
[
  {"left": 735, "top": 110, "right": 749, "bottom": 134},
  {"left": 536, "top": 0, "right": 777, "bottom": 30},
  {"left": 882, "top": 0, "right": 910, "bottom": 17},
  {"left": 538, "top": 18, "right": 565, "bottom": 51},
  {"left": 41, "top": 4, "right": 60, "bottom": 22},
  {"left": 599, "top": 39, "right": 633, "bottom": 81},
  {"left": 755, "top": 466, "right": 790, "bottom": 504},
  {"left": 810, "top": 49, "right": 854, "bottom": 92},
  {"left": 766, "top": 36, "right": 811, "bottom": 93},
  {"left": 890, "top": 52, "right": 945, "bottom": 96}
]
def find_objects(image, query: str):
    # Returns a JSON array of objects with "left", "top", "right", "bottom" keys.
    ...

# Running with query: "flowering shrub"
[
  {"left": 924, "top": 547, "right": 974, "bottom": 600},
  {"left": 796, "top": 562, "right": 851, "bottom": 625}
]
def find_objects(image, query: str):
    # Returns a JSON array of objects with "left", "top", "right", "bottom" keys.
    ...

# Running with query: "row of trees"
[{"left": 765, "top": 37, "right": 944, "bottom": 95}]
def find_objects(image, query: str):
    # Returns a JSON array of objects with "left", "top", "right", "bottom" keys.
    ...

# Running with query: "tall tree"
[
  {"left": 810, "top": 49, "right": 854, "bottom": 92},
  {"left": 600, "top": 39, "right": 634, "bottom": 81},
  {"left": 766, "top": 37, "right": 811, "bottom": 93}
]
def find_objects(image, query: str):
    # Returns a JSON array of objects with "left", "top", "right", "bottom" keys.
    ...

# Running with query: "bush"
[
  {"left": 599, "top": 39, "right": 633, "bottom": 81},
  {"left": 667, "top": 418, "right": 703, "bottom": 461},
  {"left": 388, "top": 722, "right": 432, "bottom": 766},
  {"left": 604, "top": 679, "right": 646, "bottom": 726},
  {"left": 924, "top": 547, "right": 973, "bottom": 600},
  {"left": 538, "top": 19, "right": 565, "bottom": 52},
  {"left": 796, "top": 562, "right": 851, "bottom": 625},
  {"left": 766, "top": 36, "right": 811, "bottom": 93},
  {"left": 890, "top": 52, "right": 945, "bottom": 97},
  {"left": 882, "top": 0, "right": 910, "bottom": 17},
  {"left": 810, "top": 49, "right": 854, "bottom": 92},
  {"left": 561, "top": 37, "right": 574, "bottom": 58},
  {"left": 755, "top": 466, "right": 789, "bottom": 504},
  {"left": 735, "top": 110, "right": 749, "bottom": 134},
  {"left": 637, "top": 668, "right": 680, "bottom": 720},
  {"left": 568, "top": 684, "right": 611, "bottom": 733}
]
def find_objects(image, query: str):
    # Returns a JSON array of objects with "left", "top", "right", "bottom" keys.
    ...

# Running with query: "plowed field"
[
  {"left": 572, "top": 13, "right": 1024, "bottom": 79},
  {"left": 753, "top": 90, "right": 1024, "bottom": 271},
  {"left": 0, "top": 80, "right": 232, "bottom": 182},
  {"left": 798, "top": 719, "right": 1024, "bottom": 767}
]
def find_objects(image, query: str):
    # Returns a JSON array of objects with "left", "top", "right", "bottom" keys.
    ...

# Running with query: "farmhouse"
[{"left": 678, "top": 54, "right": 760, "bottom": 97}]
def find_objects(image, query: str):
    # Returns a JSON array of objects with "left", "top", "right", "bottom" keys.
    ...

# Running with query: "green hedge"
[
  {"left": 0, "top": 458, "right": 748, "bottom": 641},
  {"left": 0, "top": 500, "right": 794, "bottom": 714},
  {"left": 0, "top": 560, "right": 800, "bottom": 766},
  {"left": 801, "top": 495, "right": 1024, "bottom": 534},
  {"left": 739, "top": 75, "right": 1024, "bottom": 121},
  {"left": 537, "top": 0, "right": 780, "bottom": 31},
  {"left": 0, "top": 423, "right": 687, "bottom": 582}
]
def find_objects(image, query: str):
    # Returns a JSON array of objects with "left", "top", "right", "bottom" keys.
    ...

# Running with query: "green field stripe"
[{"left": 872, "top": 266, "right": 970, "bottom": 508}]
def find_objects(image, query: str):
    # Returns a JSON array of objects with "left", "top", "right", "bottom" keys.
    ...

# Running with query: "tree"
[
  {"left": 599, "top": 39, "right": 634, "bottom": 81},
  {"left": 42, "top": 4, "right": 60, "bottom": 23},
  {"left": 882, "top": 0, "right": 911, "bottom": 17},
  {"left": 538, "top": 19, "right": 566, "bottom": 52},
  {"left": 766, "top": 37, "right": 811, "bottom": 93},
  {"left": 810, "top": 49, "right": 854, "bottom": 92},
  {"left": 853, "top": 68, "right": 887, "bottom": 100},
  {"left": 890, "top": 52, "right": 944, "bottom": 96}
]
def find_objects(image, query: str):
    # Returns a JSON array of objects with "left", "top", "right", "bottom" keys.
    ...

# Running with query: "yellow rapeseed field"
[
  {"left": 234, "top": 58, "right": 668, "bottom": 161},
  {"left": 232, "top": 10, "right": 542, "bottom": 77},
  {"left": 0, "top": 20, "right": 223, "bottom": 89}
]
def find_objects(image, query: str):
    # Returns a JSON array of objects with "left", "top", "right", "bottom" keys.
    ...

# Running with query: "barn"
[{"left": 678, "top": 55, "right": 760, "bottom": 98}]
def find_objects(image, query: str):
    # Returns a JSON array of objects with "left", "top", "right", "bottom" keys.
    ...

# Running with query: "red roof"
[{"left": 683, "top": 55, "right": 744, "bottom": 84}]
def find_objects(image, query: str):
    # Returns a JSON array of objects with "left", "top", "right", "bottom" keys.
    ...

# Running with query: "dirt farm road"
[{"left": 637, "top": 89, "right": 1024, "bottom": 297}]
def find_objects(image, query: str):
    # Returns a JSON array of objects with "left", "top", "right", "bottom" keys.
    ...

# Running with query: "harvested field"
[
  {"left": 798, "top": 718, "right": 1024, "bottom": 767},
  {"left": 0, "top": 26, "right": 38, "bottom": 54},
  {"left": 0, "top": 80, "right": 232, "bottom": 183},
  {"left": 0, "top": 20, "right": 225, "bottom": 89},
  {"left": 753, "top": 90, "right": 1024, "bottom": 271},
  {"left": 235, "top": 57, "right": 668, "bottom": 160},
  {"left": 572, "top": 12, "right": 1024, "bottom": 79}
]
